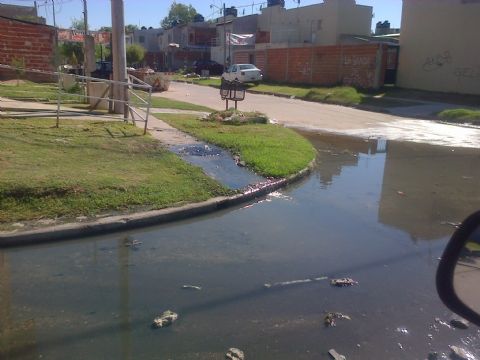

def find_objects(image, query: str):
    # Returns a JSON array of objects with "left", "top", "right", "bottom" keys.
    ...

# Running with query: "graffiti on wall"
[
  {"left": 344, "top": 55, "right": 372, "bottom": 66},
  {"left": 343, "top": 69, "right": 375, "bottom": 88},
  {"left": 454, "top": 66, "right": 480, "bottom": 80},
  {"left": 422, "top": 51, "right": 452, "bottom": 72}
]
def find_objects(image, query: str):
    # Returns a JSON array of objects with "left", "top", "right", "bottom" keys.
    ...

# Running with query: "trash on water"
[
  {"left": 152, "top": 310, "right": 178, "bottom": 328},
  {"left": 330, "top": 278, "right": 358, "bottom": 287},
  {"left": 125, "top": 239, "right": 142, "bottom": 248},
  {"left": 440, "top": 221, "right": 461, "bottom": 229},
  {"left": 181, "top": 285, "right": 202, "bottom": 291},
  {"left": 434, "top": 317, "right": 453, "bottom": 329},
  {"left": 264, "top": 276, "right": 328, "bottom": 289},
  {"left": 328, "top": 348, "right": 346, "bottom": 360},
  {"left": 450, "top": 317, "right": 469, "bottom": 329},
  {"left": 395, "top": 327, "right": 409, "bottom": 335},
  {"left": 449, "top": 345, "right": 476, "bottom": 360},
  {"left": 324, "top": 312, "right": 351, "bottom": 327},
  {"left": 225, "top": 347, "right": 244, "bottom": 360}
]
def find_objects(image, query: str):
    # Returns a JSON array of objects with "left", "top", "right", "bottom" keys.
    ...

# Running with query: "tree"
[
  {"left": 125, "top": 24, "right": 139, "bottom": 34},
  {"left": 126, "top": 44, "right": 145, "bottom": 67},
  {"left": 70, "top": 18, "right": 85, "bottom": 30},
  {"left": 10, "top": 57, "right": 25, "bottom": 86},
  {"left": 95, "top": 44, "right": 111, "bottom": 61},
  {"left": 161, "top": 1, "right": 198, "bottom": 29},
  {"left": 98, "top": 26, "right": 112, "bottom": 32},
  {"left": 60, "top": 42, "right": 84, "bottom": 65}
]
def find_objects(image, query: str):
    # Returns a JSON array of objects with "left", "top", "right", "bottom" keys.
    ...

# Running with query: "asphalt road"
[
  {"left": 157, "top": 81, "right": 392, "bottom": 131},
  {"left": 156, "top": 82, "right": 480, "bottom": 148}
]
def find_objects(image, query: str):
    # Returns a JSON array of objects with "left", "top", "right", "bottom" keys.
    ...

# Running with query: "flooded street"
[{"left": 1, "top": 133, "right": 480, "bottom": 359}]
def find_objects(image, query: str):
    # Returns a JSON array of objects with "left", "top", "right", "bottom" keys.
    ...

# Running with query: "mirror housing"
[{"left": 437, "top": 210, "right": 480, "bottom": 326}]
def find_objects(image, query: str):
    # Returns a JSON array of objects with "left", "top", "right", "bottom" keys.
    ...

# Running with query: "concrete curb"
[{"left": 0, "top": 160, "right": 315, "bottom": 248}]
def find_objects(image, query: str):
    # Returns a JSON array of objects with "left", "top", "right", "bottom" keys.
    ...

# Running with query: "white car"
[{"left": 222, "top": 64, "right": 263, "bottom": 84}]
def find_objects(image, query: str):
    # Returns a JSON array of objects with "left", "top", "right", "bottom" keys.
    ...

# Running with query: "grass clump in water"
[{"left": 156, "top": 112, "right": 315, "bottom": 178}]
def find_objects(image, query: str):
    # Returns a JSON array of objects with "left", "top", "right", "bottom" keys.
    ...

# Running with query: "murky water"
[
  {"left": 170, "top": 143, "right": 264, "bottom": 190},
  {"left": 1, "top": 134, "right": 480, "bottom": 360}
]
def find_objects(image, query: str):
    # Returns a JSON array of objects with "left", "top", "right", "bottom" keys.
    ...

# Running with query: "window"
[{"left": 139, "top": 36, "right": 145, "bottom": 43}]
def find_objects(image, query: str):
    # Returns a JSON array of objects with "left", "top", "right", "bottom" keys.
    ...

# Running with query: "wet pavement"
[
  {"left": 159, "top": 82, "right": 480, "bottom": 148},
  {"left": 1, "top": 133, "right": 480, "bottom": 359}
]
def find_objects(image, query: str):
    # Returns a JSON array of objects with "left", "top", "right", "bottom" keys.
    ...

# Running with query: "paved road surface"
[{"left": 156, "top": 82, "right": 480, "bottom": 148}]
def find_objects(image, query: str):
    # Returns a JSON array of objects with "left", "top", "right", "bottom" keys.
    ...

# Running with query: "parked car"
[
  {"left": 221, "top": 64, "right": 263, "bottom": 84},
  {"left": 191, "top": 60, "right": 224, "bottom": 76},
  {"left": 91, "top": 61, "right": 112, "bottom": 79}
]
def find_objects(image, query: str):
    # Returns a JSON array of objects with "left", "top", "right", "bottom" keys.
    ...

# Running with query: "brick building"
[
  {"left": 0, "top": 16, "right": 56, "bottom": 82},
  {"left": 159, "top": 22, "right": 216, "bottom": 70},
  {"left": 225, "top": 0, "right": 393, "bottom": 89},
  {"left": 240, "top": 43, "right": 388, "bottom": 89}
]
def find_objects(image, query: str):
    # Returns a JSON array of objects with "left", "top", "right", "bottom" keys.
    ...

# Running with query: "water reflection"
[
  {"left": 0, "top": 253, "right": 38, "bottom": 359},
  {"left": 301, "top": 132, "right": 480, "bottom": 241},
  {"left": 378, "top": 141, "right": 480, "bottom": 241}
]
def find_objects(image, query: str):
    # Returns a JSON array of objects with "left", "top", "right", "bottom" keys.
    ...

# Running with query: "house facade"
[
  {"left": 222, "top": 0, "right": 390, "bottom": 89},
  {"left": 257, "top": 0, "right": 372, "bottom": 47},
  {"left": 397, "top": 0, "right": 480, "bottom": 95},
  {"left": 159, "top": 22, "right": 216, "bottom": 70},
  {"left": 133, "top": 28, "right": 163, "bottom": 70}
]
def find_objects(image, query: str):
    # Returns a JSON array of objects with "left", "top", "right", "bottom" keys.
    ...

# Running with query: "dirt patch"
[{"left": 0, "top": 80, "right": 28, "bottom": 85}]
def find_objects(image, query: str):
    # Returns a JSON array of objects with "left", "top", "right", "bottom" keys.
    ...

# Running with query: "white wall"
[
  {"left": 397, "top": 0, "right": 480, "bottom": 95},
  {"left": 258, "top": 0, "right": 372, "bottom": 46}
]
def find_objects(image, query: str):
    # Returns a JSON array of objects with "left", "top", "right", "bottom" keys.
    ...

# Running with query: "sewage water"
[{"left": 1, "top": 133, "right": 480, "bottom": 360}]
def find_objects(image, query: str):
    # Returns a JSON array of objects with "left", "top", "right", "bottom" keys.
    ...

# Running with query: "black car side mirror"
[{"left": 437, "top": 210, "right": 480, "bottom": 326}]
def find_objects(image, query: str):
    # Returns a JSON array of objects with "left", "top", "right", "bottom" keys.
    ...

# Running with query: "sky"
[{"left": 1, "top": 0, "right": 403, "bottom": 31}]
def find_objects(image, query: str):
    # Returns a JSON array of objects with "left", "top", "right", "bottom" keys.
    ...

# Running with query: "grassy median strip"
[
  {"left": 0, "top": 81, "right": 81, "bottom": 103},
  {"left": 0, "top": 119, "right": 231, "bottom": 228},
  {"left": 175, "top": 77, "right": 363, "bottom": 106},
  {"left": 438, "top": 109, "right": 480, "bottom": 124},
  {"left": 129, "top": 91, "right": 214, "bottom": 112},
  {"left": 156, "top": 113, "right": 316, "bottom": 178}
]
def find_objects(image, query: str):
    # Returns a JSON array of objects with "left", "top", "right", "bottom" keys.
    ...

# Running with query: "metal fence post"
[
  {"left": 144, "top": 87, "right": 152, "bottom": 135},
  {"left": 56, "top": 71, "right": 62, "bottom": 128}
]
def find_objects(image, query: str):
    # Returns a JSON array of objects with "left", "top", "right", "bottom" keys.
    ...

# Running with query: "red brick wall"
[
  {"left": 0, "top": 17, "right": 56, "bottom": 82},
  {"left": 233, "top": 52, "right": 249, "bottom": 64},
  {"left": 258, "top": 44, "right": 387, "bottom": 89},
  {"left": 192, "top": 28, "right": 216, "bottom": 46}
]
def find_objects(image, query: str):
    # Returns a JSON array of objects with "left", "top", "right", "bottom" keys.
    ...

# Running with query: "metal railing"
[{"left": 0, "top": 64, "right": 153, "bottom": 134}]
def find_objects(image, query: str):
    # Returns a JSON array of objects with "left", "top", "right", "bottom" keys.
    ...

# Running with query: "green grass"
[
  {"left": 173, "top": 77, "right": 364, "bottom": 106},
  {"left": 156, "top": 113, "right": 316, "bottom": 178},
  {"left": 149, "top": 96, "right": 214, "bottom": 112},
  {"left": 0, "top": 119, "right": 230, "bottom": 228},
  {"left": 0, "top": 81, "right": 82, "bottom": 103},
  {"left": 438, "top": 109, "right": 480, "bottom": 124}
]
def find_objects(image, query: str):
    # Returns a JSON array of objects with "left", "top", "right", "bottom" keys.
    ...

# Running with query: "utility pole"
[
  {"left": 83, "top": 0, "right": 89, "bottom": 77},
  {"left": 111, "top": 0, "right": 127, "bottom": 115},
  {"left": 51, "top": 0, "right": 56, "bottom": 28},
  {"left": 223, "top": 3, "right": 226, "bottom": 69}
]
